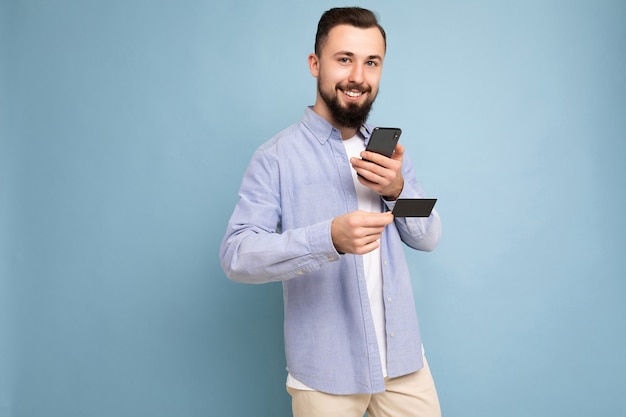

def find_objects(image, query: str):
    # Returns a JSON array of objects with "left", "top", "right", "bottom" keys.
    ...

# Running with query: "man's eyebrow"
[{"left": 333, "top": 51, "right": 383, "bottom": 61}]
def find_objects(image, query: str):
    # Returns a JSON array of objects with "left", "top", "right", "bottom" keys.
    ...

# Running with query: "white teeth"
[{"left": 344, "top": 90, "right": 362, "bottom": 97}]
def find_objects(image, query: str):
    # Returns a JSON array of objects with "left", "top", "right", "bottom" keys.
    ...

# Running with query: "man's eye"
[
  {"left": 366, "top": 61, "right": 377, "bottom": 67},
  {"left": 339, "top": 57, "right": 350, "bottom": 63}
]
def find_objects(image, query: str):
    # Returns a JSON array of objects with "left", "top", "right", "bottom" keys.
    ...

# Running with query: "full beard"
[{"left": 319, "top": 81, "right": 377, "bottom": 129}]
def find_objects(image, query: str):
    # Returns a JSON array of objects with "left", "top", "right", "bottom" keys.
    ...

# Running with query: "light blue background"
[{"left": 2, "top": 0, "right": 625, "bottom": 416}]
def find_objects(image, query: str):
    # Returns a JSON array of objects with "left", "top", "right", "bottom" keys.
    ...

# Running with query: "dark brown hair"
[{"left": 314, "top": 7, "right": 386, "bottom": 56}]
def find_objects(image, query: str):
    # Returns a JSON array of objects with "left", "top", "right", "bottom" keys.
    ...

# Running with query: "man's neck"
[{"left": 337, "top": 126, "right": 359, "bottom": 140}]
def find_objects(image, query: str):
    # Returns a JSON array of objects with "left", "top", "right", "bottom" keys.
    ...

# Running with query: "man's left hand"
[{"left": 351, "top": 143, "right": 405, "bottom": 201}]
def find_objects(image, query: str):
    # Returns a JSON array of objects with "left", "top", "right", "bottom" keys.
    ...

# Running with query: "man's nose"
[{"left": 348, "top": 64, "right": 364, "bottom": 84}]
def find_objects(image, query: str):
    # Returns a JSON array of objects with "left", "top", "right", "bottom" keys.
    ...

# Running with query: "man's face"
[{"left": 310, "top": 24, "right": 385, "bottom": 129}]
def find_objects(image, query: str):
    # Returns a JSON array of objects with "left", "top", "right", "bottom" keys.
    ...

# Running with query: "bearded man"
[{"left": 220, "top": 7, "right": 442, "bottom": 417}]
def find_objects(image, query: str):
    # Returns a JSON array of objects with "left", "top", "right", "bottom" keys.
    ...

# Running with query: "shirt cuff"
[{"left": 306, "top": 219, "right": 342, "bottom": 265}]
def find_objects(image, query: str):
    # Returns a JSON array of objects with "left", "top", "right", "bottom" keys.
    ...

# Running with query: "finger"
[
  {"left": 351, "top": 157, "right": 388, "bottom": 181},
  {"left": 354, "top": 238, "right": 381, "bottom": 255},
  {"left": 391, "top": 143, "right": 405, "bottom": 162},
  {"left": 358, "top": 212, "right": 394, "bottom": 227},
  {"left": 356, "top": 167, "right": 385, "bottom": 186},
  {"left": 357, "top": 151, "right": 388, "bottom": 167},
  {"left": 350, "top": 156, "right": 380, "bottom": 175}
]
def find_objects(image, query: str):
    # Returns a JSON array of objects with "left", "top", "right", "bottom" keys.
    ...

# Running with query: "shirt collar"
[{"left": 301, "top": 106, "right": 374, "bottom": 145}]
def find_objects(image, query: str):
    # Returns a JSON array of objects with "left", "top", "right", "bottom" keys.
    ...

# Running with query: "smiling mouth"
[
  {"left": 339, "top": 87, "right": 369, "bottom": 100},
  {"left": 343, "top": 89, "right": 363, "bottom": 98}
]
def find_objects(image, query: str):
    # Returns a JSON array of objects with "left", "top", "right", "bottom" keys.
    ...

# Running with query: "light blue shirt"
[{"left": 219, "top": 107, "right": 441, "bottom": 395}]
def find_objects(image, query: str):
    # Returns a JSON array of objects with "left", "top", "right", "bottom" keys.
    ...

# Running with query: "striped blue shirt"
[{"left": 219, "top": 107, "right": 441, "bottom": 394}]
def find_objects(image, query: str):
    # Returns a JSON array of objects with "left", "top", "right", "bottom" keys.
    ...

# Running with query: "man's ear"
[{"left": 308, "top": 53, "right": 320, "bottom": 77}]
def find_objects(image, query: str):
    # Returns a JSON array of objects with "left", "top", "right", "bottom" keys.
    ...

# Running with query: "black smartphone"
[{"left": 365, "top": 127, "right": 402, "bottom": 158}]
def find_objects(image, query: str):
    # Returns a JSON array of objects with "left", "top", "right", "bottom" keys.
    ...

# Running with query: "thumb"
[{"left": 392, "top": 143, "right": 405, "bottom": 162}]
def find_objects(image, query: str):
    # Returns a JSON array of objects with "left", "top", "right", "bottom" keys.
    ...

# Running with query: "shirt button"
[
  {"left": 383, "top": 260, "right": 388, "bottom": 267},
  {"left": 328, "top": 256, "right": 336, "bottom": 262},
  {"left": 387, "top": 297, "right": 392, "bottom": 302},
  {"left": 390, "top": 332, "right": 395, "bottom": 337},
  {"left": 297, "top": 270, "right": 305, "bottom": 275}
]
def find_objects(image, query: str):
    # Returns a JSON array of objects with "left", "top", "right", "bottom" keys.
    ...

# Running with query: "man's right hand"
[{"left": 331, "top": 211, "right": 394, "bottom": 255}]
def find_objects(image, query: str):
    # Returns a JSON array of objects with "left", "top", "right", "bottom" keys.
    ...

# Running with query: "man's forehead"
[{"left": 322, "top": 24, "right": 386, "bottom": 56}]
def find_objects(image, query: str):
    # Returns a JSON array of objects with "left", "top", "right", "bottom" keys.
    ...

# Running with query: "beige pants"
[{"left": 287, "top": 358, "right": 441, "bottom": 417}]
